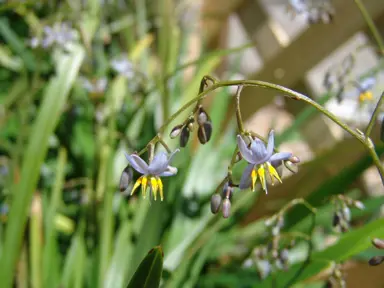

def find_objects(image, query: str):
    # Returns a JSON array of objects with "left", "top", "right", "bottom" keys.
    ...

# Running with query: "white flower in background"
[
  {"left": 81, "top": 77, "right": 108, "bottom": 95},
  {"left": 111, "top": 57, "right": 135, "bottom": 79},
  {"left": 30, "top": 22, "right": 77, "bottom": 49}
]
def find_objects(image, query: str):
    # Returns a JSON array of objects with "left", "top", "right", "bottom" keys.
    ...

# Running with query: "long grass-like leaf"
[{"left": 0, "top": 44, "right": 84, "bottom": 288}]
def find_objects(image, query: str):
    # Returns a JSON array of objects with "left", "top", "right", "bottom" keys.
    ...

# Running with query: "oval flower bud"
[
  {"left": 341, "top": 206, "right": 351, "bottom": 222},
  {"left": 170, "top": 125, "right": 183, "bottom": 139},
  {"left": 332, "top": 212, "right": 341, "bottom": 228},
  {"left": 372, "top": 238, "right": 384, "bottom": 250},
  {"left": 221, "top": 182, "right": 233, "bottom": 199},
  {"left": 210, "top": 194, "right": 222, "bottom": 214},
  {"left": 222, "top": 198, "right": 231, "bottom": 218},
  {"left": 197, "top": 122, "right": 212, "bottom": 144},
  {"left": 180, "top": 126, "right": 190, "bottom": 147},
  {"left": 368, "top": 256, "right": 384, "bottom": 266},
  {"left": 197, "top": 106, "right": 209, "bottom": 126},
  {"left": 119, "top": 166, "right": 133, "bottom": 192}
]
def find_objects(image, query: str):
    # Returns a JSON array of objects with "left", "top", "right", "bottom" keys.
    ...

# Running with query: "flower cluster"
[
  {"left": 288, "top": 0, "right": 334, "bottom": 24},
  {"left": 331, "top": 195, "right": 365, "bottom": 233},
  {"left": 111, "top": 57, "right": 135, "bottom": 79},
  {"left": 170, "top": 105, "right": 212, "bottom": 147},
  {"left": 80, "top": 77, "right": 108, "bottom": 98},
  {"left": 29, "top": 22, "right": 77, "bottom": 49},
  {"left": 123, "top": 149, "right": 179, "bottom": 201},
  {"left": 210, "top": 182, "right": 234, "bottom": 218}
]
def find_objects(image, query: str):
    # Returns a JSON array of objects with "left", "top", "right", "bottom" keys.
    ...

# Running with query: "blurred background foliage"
[{"left": 0, "top": 0, "right": 383, "bottom": 287}]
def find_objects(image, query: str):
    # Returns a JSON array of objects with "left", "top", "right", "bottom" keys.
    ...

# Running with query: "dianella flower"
[
  {"left": 30, "top": 22, "right": 77, "bottom": 49},
  {"left": 237, "top": 131, "right": 292, "bottom": 193},
  {"left": 111, "top": 57, "right": 135, "bottom": 79},
  {"left": 337, "top": 76, "right": 376, "bottom": 104},
  {"left": 124, "top": 149, "right": 179, "bottom": 201}
]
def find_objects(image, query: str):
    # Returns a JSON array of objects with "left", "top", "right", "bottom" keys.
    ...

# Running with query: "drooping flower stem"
[
  {"left": 136, "top": 77, "right": 384, "bottom": 183},
  {"left": 235, "top": 85, "right": 245, "bottom": 133}
]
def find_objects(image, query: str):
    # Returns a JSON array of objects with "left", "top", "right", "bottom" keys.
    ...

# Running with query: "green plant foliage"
[{"left": 126, "top": 246, "right": 164, "bottom": 288}]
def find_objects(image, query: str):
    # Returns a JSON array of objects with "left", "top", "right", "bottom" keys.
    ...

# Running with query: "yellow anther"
[
  {"left": 141, "top": 176, "right": 148, "bottom": 198},
  {"left": 267, "top": 162, "right": 282, "bottom": 184},
  {"left": 257, "top": 165, "right": 266, "bottom": 192},
  {"left": 251, "top": 168, "right": 257, "bottom": 192},
  {"left": 131, "top": 176, "right": 143, "bottom": 196},
  {"left": 359, "top": 91, "right": 373, "bottom": 102},
  {"left": 157, "top": 177, "right": 164, "bottom": 201},
  {"left": 150, "top": 177, "right": 158, "bottom": 200}
]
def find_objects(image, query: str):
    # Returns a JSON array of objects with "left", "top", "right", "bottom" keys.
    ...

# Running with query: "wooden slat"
[{"left": 237, "top": 0, "right": 384, "bottom": 120}]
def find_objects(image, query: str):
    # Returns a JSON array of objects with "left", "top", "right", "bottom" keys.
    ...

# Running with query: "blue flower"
[
  {"left": 237, "top": 131, "right": 292, "bottom": 193},
  {"left": 124, "top": 149, "right": 179, "bottom": 201}
]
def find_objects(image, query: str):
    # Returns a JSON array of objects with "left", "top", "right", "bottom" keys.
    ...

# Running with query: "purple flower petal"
[
  {"left": 148, "top": 152, "right": 168, "bottom": 175},
  {"left": 159, "top": 166, "right": 178, "bottom": 177},
  {"left": 237, "top": 135, "right": 254, "bottom": 163},
  {"left": 359, "top": 76, "right": 376, "bottom": 91},
  {"left": 266, "top": 130, "right": 275, "bottom": 158},
  {"left": 269, "top": 152, "right": 292, "bottom": 164},
  {"left": 148, "top": 149, "right": 180, "bottom": 175},
  {"left": 124, "top": 153, "right": 149, "bottom": 174},
  {"left": 250, "top": 138, "right": 268, "bottom": 164},
  {"left": 239, "top": 163, "right": 254, "bottom": 189}
]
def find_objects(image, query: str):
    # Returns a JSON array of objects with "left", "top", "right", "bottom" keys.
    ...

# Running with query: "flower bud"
[
  {"left": 221, "top": 182, "right": 234, "bottom": 199},
  {"left": 210, "top": 194, "right": 222, "bottom": 214},
  {"left": 284, "top": 161, "right": 298, "bottom": 174},
  {"left": 180, "top": 126, "right": 190, "bottom": 147},
  {"left": 332, "top": 212, "right": 341, "bottom": 228},
  {"left": 170, "top": 125, "right": 183, "bottom": 139},
  {"left": 372, "top": 238, "right": 384, "bottom": 250},
  {"left": 341, "top": 206, "right": 351, "bottom": 222},
  {"left": 197, "top": 106, "right": 209, "bottom": 126},
  {"left": 289, "top": 156, "right": 300, "bottom": 164},
  {"left": 368, "top": 256, "right": 384, "bottom": 266},
  {"left": 279, "top": 249, "right": 289, "bottom": 264},
  {"left": 197, "top": 122, "right": 212, "bottom": 144},
  {"left": 222, "top": 198, "right": 231, "bottom": 218},
  {"left": 256, "top": 260, "right": 271, "bottom": 280},
  {"left": 119, "top": 166, "right": 133, "bottom": 192},
  {"left": 353, "top": 200, "right": 365, "bottom": 210},
  {"left": 187, "top": 121, "right": 194, "bottom": 132}
]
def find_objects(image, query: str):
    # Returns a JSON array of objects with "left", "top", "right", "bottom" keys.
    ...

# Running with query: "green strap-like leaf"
[{"left": 126, "top": 246, "right": 164, "bottom": 288}]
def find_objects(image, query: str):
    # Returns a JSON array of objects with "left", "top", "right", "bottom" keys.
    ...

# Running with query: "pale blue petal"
[
  {"left": 250, "top": 138, "right": 268, "bottom": 164},
  {"left": 148, "top": 149, "right": 180, "bottom": 175},
  {"left": 124, "top": 153, "right": 148, "bottom": 174},
  {"left": 159, "top": 166, "right": 178, "bottom": 177},
  {"left": 266, "top": 130, "right": 275, "bottom": 158},
  {"left": 269, "top": 152, "right": 292, "bottom": 164},
  {"left": 237, "top": 135, "right": 254, "bottom": 163},
  {"left": 359, "top": 76, "right": 376, "bottom": 91},
  {"left": 239, "top": 163, "right": 254, "bottom": 190},
  {"left": 148, "top": 152, "right": 168, "bottom": 175}
]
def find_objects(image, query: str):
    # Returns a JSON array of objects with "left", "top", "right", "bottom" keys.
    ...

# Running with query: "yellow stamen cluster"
[
  {"left": 131, "top": 175, "right": 164, "bottom": 201},
  {"left": 250, "top": 162, "right": 282, "bottom": 193},
  {"left": 359, "top": 91, "right": 373, "bottom": 103}
]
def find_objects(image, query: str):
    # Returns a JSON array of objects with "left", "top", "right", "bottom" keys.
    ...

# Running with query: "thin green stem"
[
  {"left": 354, "top": 0, "right": 384, "bottom": 53},
  {"left": 365, "top": 92, "right": 384, "bottom": 137},
  {"left": 157, "top": 136, "right": 171, "bottom": 153},
  {"left": 366, "top": 139, "right": 384, "bottom": 184},
  {"left": 235, "top": 85, "right": 244, "bottom": 133},
  {"left": 137, "top": 77, "right": 383, "bottom": 180}
]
